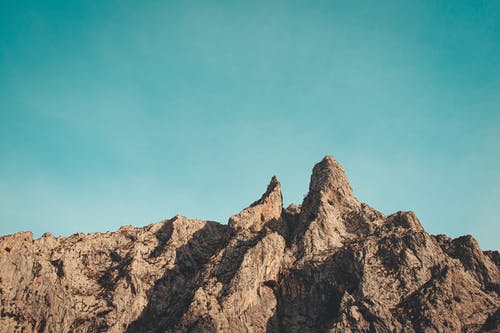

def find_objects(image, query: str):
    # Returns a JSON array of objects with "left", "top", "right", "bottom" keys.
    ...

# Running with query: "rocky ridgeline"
[{"left": 0, "top": 156, "right": 498, "bottom": 332}]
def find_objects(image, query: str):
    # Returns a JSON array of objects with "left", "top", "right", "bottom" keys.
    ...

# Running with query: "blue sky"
[{"left": 0, "top": 1, "right": 498, "bottom": 249}]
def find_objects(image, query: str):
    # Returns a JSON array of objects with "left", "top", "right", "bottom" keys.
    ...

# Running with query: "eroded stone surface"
[{"left": 0, "top": 156, "right": 498, "bottom": 332}]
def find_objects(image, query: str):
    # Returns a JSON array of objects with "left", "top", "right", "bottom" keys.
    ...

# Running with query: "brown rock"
[
  {"left": 0, "top": 156, "right": 498, "bottom": 332},
  {"left": 229, "top": 176, "right": 282, "bottom": 235}
]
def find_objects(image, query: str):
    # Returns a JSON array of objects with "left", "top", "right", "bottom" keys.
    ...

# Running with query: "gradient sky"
[{"left": 0, "top": 1, "right": 498, "bottom": 249}]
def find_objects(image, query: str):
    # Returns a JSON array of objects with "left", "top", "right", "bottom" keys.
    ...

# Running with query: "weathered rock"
[
  {"left": 229, "top": 176, "right": 282, "bottom": 235},
  {"left": 294, "top": 156, "right": 383, "bottom": 258},
  {"left": 0, "top": 156, "right": 498, "bottom": 332}
]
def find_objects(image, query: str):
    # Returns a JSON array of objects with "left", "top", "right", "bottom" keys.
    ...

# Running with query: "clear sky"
[{"left": 0, "top": 1, "right": 498, "bottom": 249}]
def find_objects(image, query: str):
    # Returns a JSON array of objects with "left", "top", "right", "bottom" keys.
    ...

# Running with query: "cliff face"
[{"left": 0, "top": 156, "right": 498, "bottom": 333}]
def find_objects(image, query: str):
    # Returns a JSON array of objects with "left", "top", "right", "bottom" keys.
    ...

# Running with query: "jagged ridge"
[{"left": 0, "top": 156, "right": 498, "bottom": 332}]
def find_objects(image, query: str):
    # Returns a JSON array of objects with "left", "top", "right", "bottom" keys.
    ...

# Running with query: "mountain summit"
[{"left": 1, "top": 156, "right": 498, "bottom": 332}]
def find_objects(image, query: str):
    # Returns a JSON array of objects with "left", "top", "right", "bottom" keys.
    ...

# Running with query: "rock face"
[{"left": 0, "top": 156, "right": 498, "bottom": 333}]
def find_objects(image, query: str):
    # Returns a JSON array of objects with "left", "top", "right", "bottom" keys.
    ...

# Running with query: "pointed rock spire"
[
  {"left": 294, "top": 156, "right": 363, "bottom": 256},
  {"left": 229, "top": 176, "right": 283, "bottom": 233},
  {"left": 302, "top": 156, "right": 359, "bottom": 216}
]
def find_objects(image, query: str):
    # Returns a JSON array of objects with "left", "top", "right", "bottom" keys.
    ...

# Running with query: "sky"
[{"left": 0, "top": 0, "right": 498, "bottom": 249}]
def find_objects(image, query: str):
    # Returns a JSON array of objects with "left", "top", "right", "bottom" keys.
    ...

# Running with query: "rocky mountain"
[{"left": 0, "top": 156, "right": 498, "bottom": 332}]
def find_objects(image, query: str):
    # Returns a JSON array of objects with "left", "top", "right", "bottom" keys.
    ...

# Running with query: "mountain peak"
[
  {"left": 228, "top": 176, "right": 282, "bottom": 233},
  {"left": 302, "top": 155, "right": 358, "bottom": 212},
  {"left": 0, "top": 157, "right": 498, "bottom": 333},
  {"left": 260, "top": 175, "right": 280, "bottom": 204}
]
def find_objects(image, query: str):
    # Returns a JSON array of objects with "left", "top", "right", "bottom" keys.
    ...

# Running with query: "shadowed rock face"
[{"left": 0, "top": 156, "right": 498, "bottom": 333}]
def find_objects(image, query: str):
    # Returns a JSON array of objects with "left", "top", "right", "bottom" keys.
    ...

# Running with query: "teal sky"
[{"left": 0, "top": 1, "right": 498, "bottom": 249}]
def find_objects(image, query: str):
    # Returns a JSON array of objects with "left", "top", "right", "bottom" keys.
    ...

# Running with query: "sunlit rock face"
[{"left": 1, "top": 156, "right": 498, "bottom": 333}]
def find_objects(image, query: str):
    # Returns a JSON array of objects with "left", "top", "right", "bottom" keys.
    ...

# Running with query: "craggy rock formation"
[{"left": 0, "top": 156, "right": 498, "bottom": 332}]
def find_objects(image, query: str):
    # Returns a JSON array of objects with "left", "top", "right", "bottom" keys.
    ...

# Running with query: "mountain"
[{"left": 0, "top": 156, "right": 498, "bottom": 332}]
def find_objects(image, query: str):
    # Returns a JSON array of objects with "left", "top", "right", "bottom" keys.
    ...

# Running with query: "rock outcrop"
[{"left": 0, "top": 156, "right": 498, "bottom": 332}]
